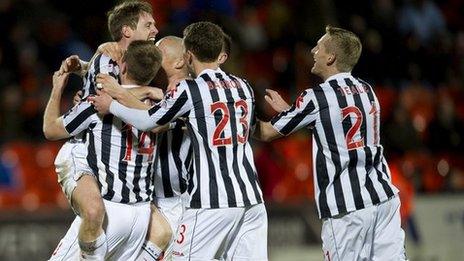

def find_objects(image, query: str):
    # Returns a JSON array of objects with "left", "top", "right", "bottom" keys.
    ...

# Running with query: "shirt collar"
[
  {"left": 197, "top": 68, "right": 222, "bottom": 78},
  {"left": 121, "top": 84, "right": 139, "bottom": 89}
]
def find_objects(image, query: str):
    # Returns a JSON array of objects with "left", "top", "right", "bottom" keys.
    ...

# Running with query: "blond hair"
[{"left": 324, "top": 25, "right": 362, "bottom": 72}]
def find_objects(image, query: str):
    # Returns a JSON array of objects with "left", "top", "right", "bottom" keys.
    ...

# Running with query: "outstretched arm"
[
  {"left": 90, "top": 81, "right": 192, "bottom": 132},
  {"left": 95, "top": 73, "right": 152, "bottom": 110},
  {"left": 43, "top": 71, "right": 72, "bottom": 140},
  {"left": 253, "top": 119, "right": 283, "bottom": 142}
]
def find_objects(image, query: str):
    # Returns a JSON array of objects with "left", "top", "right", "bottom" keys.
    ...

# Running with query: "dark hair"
[
  {"left": 123, "top": 40, "right": 162, "bottom": 85},
  {"left": 222, "top": 32, "right": 232, "bottom": 56},
  {"left": 107, "top": 1, "right": 153, "bottom": 41},
  {"left": 183, "top": 21, "right": 224, "bottom": 62}
]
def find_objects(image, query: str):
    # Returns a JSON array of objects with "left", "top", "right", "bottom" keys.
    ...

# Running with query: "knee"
[
  {"left": 149, "top": 223, "right": 172, "bottom": 249},
  {"left": 80, "top": 200, "right": 105, "bottom": 226}
]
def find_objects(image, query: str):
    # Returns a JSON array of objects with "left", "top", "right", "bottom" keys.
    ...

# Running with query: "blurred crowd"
[{"left": 0, "top": 0, "right": 463, "bottom": 211}]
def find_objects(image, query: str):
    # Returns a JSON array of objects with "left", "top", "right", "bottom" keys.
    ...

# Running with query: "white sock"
[
  {"left": 135, "top": 240, "right": 163, "bottom": 261},
  {"left": 79, "top": 232, "right": 107, "bottom": 260}
]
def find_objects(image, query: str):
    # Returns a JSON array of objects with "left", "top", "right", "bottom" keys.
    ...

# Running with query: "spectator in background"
[
  {"left": 398, "top": 0, "right": 446, "bottom": 46},
  {"left": 383, "top": 104, "right": 423, "bottom": 156},
  {"left": 428, "top": 92, "right": 464, "bottom": 153}
]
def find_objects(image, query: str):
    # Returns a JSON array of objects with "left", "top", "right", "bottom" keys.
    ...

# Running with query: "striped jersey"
[
  {"left": 62, "top": 53, "right": 156, "bottom": 204},
  {"left": 271, "top": 72, "right": 398, "bottom": 219},
  {"left": 110, "top": 68, "right": 263, "bottom": 209},
  {"left": 81, "top": 53, "right": 119, "bottom": 99},
  {"left": 153, "top": 119, "right": 191, "bottom": 198}
]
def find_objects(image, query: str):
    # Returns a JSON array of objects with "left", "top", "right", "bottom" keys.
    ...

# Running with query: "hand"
[
  {"left": 73, "top": 90, "right": 83, "bottom": 105},
  {"left": 147, "top": 87, "right": 164, "bottom": 101},
  {"left": 96, "top": 73, "right": 124, "bottom": 98},
  {"left": 264, "top": 89, "right": 291, "bottom": 113},
  {"left": 97, "top": 42, "right": 123, "bottom": 63},
  {"left": 52, "top": 70, "right": 70, "bottom": 91},
  {"left": 88, "top": 89, "right": 113, "bottom": 115},
  {"left": 58, "top": 55, "right": 83, "bottom": 76}
]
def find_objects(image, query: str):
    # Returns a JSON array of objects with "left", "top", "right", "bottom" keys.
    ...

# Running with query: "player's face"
[
  {"left": 132, "top": 12, "right": 158, "bottom": 42},
  {"left": 311, "top": 34, "right": 330, "bottom": 76}
]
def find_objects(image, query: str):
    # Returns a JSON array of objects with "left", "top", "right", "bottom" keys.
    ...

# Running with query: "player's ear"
[
  {"left": 174, "top": 57, "right": 185, "bottom": 70},
  {"left": 186, "top": 50, "right": 194, "bottom": 65},
  {"left": 121, "top": 25, "right": 132, "bottom": 39},
  {"left": 327, "top": 53, "right": 336, "bottom": 66},
  {"left": 217, "top": 52, "right": 228, "bottom": 65}
]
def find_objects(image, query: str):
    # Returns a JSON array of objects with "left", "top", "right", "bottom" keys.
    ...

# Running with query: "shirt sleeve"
[
  {"left": 61, "top": 101, "right": 98, "bottom": 136},
  {"left": 109, "top": 81, "right": 192, "bottom": 131},
  {"left": 270, "top": 89, "right": 318, "bottom": 136}
]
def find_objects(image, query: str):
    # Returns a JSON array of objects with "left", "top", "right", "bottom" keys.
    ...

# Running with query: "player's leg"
[
  {"left": 225, "top": 203, "right": 268, "bottom": 261},
  {"left": 320, "top": 206, "right": 376, "bottom": 261},
  {"left": 55, "top": 141, "right": 106, "bottom": 260},
  {"left": 103, "top": 200, "right": 151, "bottom": 260},
  {"left": 372, "top": 196, "right": 407, "bottom": 260},
  {"left": 136, "top": 203, "right": 172, "bottom": 261},
  {"left": 54, "top": 142, "right": 107, "bottom": 260},
  {"left": 157, "top": 196, "right": 186, "bottom": 260},
  {"left": 72, "top": 174, "right": 107, "bottom": 260},
  {"left": 172, "top": 208, "right": 243, "bottom": 260}
]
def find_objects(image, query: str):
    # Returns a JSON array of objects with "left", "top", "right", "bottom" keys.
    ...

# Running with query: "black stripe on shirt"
[
  {"left": 348, "top": 78, "right": 383, "bottom": 206},
  {"left": 118, "top": 122, "right": 130, "bottom": 203},
  {"left": 101, "top": 114, "right": 115, "bottom": 201},
  {"left": 201, "top": 74, "right": 234, "bottom": 207},
  {"left": 187, "top": 79, "right": 218, "bottom": 208},
  {"left": 313, "top": 85, "right": 347, "bottom": 215},
  {"left": 171, "top": 125, "right": 187, "bottom": 194},
  {"left": 313, "top": 131, "right": 331, "bottom": 218},
  {"left": 64, "top": 106, "right": 97, "bottom": 134},
  {"left": 159, "top": 132, "right": 174, "bottom": 197},
  {"left": 86, "top": 123, "right": 101, "bottom": 191},
  {"left": 330, "top": 79, "right": 365, "bottom": 210},
  {"left": 157, "top": 91, "right": 189, "bottom": 125},
  {"left": 226, "top": 74, "right": 262, "bottom": 203},
  {"left": 219, "top": 73, "right": 251, "bottom": 206}
]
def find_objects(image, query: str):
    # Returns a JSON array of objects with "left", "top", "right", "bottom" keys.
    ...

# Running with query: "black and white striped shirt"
[
  {"left": 110, "top": 68, "right": 263, "bottom": 209},
  {"left": 153, "top": 119, "right": 191, "bottom": 198},
  {"left": 271, "top": 72, "right": 398, "bottom": 219},
  {"left": 81, "top": 53, "right": 119, "bottom": 99},
  {"left": 62, "top": 70, "right": 155, "bottom": 204}
]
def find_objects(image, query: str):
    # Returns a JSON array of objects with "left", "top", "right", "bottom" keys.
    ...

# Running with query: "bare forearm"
[
  {"left": 114, "top": 88, "right": 151, "bottom": 110},
  {"left": 43, "top": 88, "right": 68, "bottom": 140},
  {"left": 253, "top": 120, "right": 283, "bottom": 142},
  {"left": 129, "top": 87, "right": 164, "bottom": 101}
]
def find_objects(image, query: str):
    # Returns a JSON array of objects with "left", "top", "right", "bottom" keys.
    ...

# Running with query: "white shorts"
[
  {"left": 321, "top": 196, "right": 407, "bottom": 261},
  {"left": 153, "top": 193, "right": 188, "bottom": 259},
  {"left": 172, "top": 203, "right": 268, "bottom": 261},
  {"left": 54, "top": 140, "right": 93, "bottom": 211},
  {"left": 49, "top": 200, "right": 151, "bottom": 261}
]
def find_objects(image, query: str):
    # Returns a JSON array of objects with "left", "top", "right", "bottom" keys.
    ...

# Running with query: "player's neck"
[
  {"left": 168, "top": 73, "right": 186, "bottom": 85},
  {"left": 117, "top": 39, "right": 130, "bottom": 52},
  {"left": 321, "top": 67, "right": 342, "bottom": 81},
  {"left": 121, "top": 74, "right": 138, "bottom": 86},
  {"left": 193, "top": 61, "right": 219, "bottom": 77}
]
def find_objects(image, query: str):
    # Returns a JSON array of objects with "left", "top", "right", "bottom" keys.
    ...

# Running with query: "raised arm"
[{"left": 43, "top": 71, "right": 72, "bottom": 140}]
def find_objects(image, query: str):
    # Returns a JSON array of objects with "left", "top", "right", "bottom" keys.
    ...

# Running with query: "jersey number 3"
[{"left": 211, "top": 100, "right": 249, "bottom": 146}]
